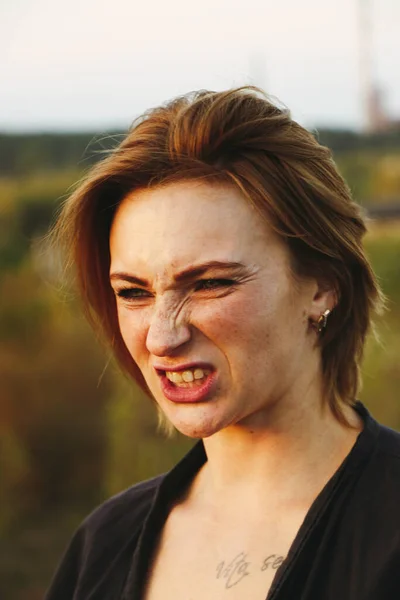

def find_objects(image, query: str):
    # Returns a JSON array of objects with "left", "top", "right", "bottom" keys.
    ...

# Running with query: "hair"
[{"left": 52, "top": 86, "right": 385, "bottom": 424}]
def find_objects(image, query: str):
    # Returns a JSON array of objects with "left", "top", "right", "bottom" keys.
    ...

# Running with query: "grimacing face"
[{"left": 109, "top": 181, "right": 331, "bottom": 438}]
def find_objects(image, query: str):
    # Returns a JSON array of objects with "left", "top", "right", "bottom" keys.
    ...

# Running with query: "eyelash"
[
  {"left": 194, "top": 278, "right": 236, "bottom": 291},
  {"left": 115, "top": 279, "right": 236, "bottom": 300},
  {"left": 116, "top": 288, "right": 150, "bottom": 299}
]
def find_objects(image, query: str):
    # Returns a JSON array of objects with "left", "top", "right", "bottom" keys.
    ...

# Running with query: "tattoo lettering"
[
  {"left": 261, "top": 554, "right": 285, "bottom": 571},
  {"left": 216, "top": 552, "right": 286, "bottom": 589},
  {"left": 216, "top": 552, "right": 251, "bottom": 589}
]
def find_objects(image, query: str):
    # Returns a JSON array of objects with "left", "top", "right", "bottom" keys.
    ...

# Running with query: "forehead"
[{"left": 109, "top": 181, "right": 287, "bottom": 276}]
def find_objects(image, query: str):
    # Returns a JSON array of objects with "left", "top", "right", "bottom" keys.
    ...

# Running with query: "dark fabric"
[{"left": 45, "top": 403, "right": 400, "bottom": 600}]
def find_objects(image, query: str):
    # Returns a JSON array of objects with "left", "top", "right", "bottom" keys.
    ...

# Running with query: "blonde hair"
[{"left": 53, "top": 87, "right": 384, "bottom": 423}]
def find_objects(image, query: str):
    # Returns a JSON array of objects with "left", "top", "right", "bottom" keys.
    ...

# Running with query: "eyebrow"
[{"left": 109, "top": 261, "right": 247, "bottom": 287}]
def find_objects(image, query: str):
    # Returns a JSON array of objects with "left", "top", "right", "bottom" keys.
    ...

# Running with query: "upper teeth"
[{"left": 166, "top": 368, "right": 206, "bottom": 383}]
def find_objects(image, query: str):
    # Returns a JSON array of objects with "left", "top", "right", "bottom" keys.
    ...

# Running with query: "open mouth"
[
  {"left": 155, "top": 364, "right": 217, "bottom": 403},
  {"left": 162, "top": 367, "right": 212, "bottom": 387}
]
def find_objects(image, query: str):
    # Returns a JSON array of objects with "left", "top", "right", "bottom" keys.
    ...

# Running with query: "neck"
[{"left": 195, "top": 391, "right": 362, "bottom": 512}]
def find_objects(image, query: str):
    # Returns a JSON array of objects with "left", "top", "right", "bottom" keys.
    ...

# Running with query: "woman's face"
[{"left": 109, "top": 181, "right": 325, "bottom": 438}]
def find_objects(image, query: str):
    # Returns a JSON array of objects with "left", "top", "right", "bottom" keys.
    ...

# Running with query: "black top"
[{"left": 45, "top": 403, "right": 400, "bottom": 600}]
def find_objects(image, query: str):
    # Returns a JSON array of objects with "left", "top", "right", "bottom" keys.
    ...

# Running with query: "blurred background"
[{"left": 1, "top": 0, "right": 399, "bottom": 598}]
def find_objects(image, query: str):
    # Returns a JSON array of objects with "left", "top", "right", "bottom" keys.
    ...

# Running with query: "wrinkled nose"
[{"left": 145, "top": 303, "right": 191, "bottom": 357}]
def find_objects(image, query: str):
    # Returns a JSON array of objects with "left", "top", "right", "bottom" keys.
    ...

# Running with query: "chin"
[{"left": 161, "top": 402, "right": 232, "bottom": 439}]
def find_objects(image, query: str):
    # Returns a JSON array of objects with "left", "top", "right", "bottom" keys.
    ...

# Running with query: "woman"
[{"left": 46, "top": 88, "right": 400, "bottom": 600}]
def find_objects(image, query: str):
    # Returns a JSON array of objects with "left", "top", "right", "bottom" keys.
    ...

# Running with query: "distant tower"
[{"left": 358, "top": 0, "right": 388, "bottom": 132}]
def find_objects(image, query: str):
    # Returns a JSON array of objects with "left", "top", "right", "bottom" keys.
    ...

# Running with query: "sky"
[{"left": 1, "top": 0, "right": 399, "bottom": 132}]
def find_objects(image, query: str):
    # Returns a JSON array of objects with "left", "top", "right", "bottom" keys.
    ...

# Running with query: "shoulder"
[
  {"left": 71, "top": 473, "right": 166, "bottom": 566},
  {"left": 362, "top": 420, "right": 400, "bottom": 482},
  {"left": 45, "top": 474, "right": 165, "bottom": 600},
  {"left": 82, "top": 472, "right": 165, "bottom": 537},
  {"left": 370, "top": 423, "right": 400, "bottom": 488},
  {"left": 339, "top": 421, "right": 400, "bottom": 588},
  {"left": 352, "top": 421, "right": 400, "bottom": 513},
  {"left": 342, "top": 407, "right": 400, "bottom": 523},
  {"left": 354, "top": 403, "right": 400, "bottom": 477},
  {"left": 376, "top": 422, "right": 400, "bottom": 461}
]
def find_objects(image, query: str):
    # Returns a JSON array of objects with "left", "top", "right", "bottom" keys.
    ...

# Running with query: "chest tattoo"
[{"left": 216, "top": 552, "right": 286, "bottom": 589}]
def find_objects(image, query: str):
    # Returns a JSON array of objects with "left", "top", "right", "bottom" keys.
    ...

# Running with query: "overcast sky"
[{"left": 1, "top": 0, "right": 399, "bottom": 132}]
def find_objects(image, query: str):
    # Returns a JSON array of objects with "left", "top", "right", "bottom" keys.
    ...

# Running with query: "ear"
[{"left": 308, "top": 279, "right": 338, "bottom": 324}]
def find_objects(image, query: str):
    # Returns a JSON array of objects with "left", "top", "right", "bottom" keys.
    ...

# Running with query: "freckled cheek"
[{"left": 194, "top": 295, "right": 267, "bottom": 346}]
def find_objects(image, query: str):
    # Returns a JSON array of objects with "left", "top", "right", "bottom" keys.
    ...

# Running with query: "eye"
[
  {"left": 194, "top": 278, "right": 236, "bottom": 291},
  {"left": 115, "top": 287, "right": 152, "bottom": 300}
]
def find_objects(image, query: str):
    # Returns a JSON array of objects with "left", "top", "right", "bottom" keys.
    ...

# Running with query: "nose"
[{"left": 145, "top": 301, "right": 191, "bottom": 357}]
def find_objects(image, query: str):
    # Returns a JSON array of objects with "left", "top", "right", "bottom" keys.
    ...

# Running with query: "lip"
[
  {"left": 158, "top": 369, "right": 217, "bottom": 404},
  {"left": 153, "top": 361, "right": 214, "bottom": 373}
]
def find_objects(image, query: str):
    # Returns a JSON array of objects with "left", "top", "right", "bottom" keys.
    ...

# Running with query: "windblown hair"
[{"left": 53, "top": 86, "right": 384, "bottom": 423}]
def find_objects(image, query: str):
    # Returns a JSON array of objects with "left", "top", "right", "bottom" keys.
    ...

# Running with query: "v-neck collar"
[{"left": 121, "top": 402, "right": 380, "bottom": 600}]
